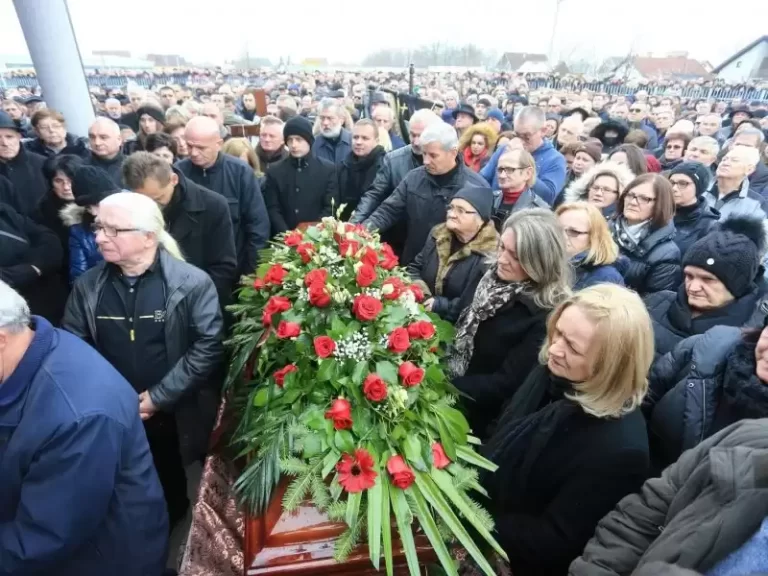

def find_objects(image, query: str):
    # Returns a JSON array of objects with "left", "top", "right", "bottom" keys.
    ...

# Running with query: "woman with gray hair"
[{"left": 448, "top": 208, "right": 571, "bottom": 439}]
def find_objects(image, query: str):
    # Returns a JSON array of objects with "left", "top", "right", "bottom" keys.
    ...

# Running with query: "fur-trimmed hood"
[
  {"left": 59, "top": 203, "right": 87, "bottom": 227},
  {"left": 563, "top": 160, "right": 636, "bottom": 204},
  {"left": 458, "top": 122, "right": 499, "bottom": 153}
]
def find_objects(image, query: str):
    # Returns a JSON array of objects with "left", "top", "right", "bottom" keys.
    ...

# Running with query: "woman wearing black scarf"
[
  {"left": 338, "top": 119, "right": 386, "bottom": 221},
  {"left": 462, "top": 285, "right": 653, "bottom": 576}
]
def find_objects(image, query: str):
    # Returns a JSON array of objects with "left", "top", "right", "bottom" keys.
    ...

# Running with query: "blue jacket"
[
  {"left": 480, "top": 140, "right": 566, "bottom": 205},
  {"left": 0, "top": 317, "right": 168, "bottom": 576},
  {"left": 571, "top": 253, "right": 625, "bottom": 291},
  {"left": 312, "top": 129, "right": 352, "bottom": 165},
  {"left": 60, "top": 205, "right": 102, "bottom": 284},
  {"left": 390, "top": 131, "right": 406, "bottom": 150}
]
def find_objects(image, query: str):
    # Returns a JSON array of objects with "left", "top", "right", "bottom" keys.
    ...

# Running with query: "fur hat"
[{"left": 564, "top": 161, "right": 635, "bottom": 204}]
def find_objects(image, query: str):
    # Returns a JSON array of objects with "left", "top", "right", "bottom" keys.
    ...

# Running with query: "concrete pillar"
[{"left": 13, "top": 0, "right": 95, "bottom": 137}]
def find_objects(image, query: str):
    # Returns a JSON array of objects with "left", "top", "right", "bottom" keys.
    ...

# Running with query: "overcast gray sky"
[{"left": 0, "top": 0, "right": 766, "bottom": 66}]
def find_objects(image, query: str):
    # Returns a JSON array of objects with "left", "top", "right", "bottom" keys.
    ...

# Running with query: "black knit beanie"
[
  {"left": 452, "top": 185, "right": 494, "bottom": 222},
  {"left": 683, "top": 216, "right": 767, "bottom": 298},
  {"left": 283, "top": 116, "right": 314, "bottom": 146},
  {"left": 135, "top": 104, "right": 166, "bottom": 126},
  {"left": 72, "top": 166, "right": 121, "bottom": 207},
  {"left": 669, "top": 161, "right": 711, "bottom": 198}
]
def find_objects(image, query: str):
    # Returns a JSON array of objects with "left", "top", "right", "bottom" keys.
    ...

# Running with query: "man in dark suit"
[
  {"left": 122, "top": 152, "right": 237, "bottom": 306},
  {"left": 263, "top": 116, "right": 337, "bottom": 236}
]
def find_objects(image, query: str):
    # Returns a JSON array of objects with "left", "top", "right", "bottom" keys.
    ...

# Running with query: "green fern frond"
[
  {"left": 282, "top": 471, "right": 314, "bottom": 512},
  {"left": 280, "top": 457, "right": 310, "bottom": 476},
  {"left": 288, "top": 422, "right": 312, "bottom": 438},
  {"left": 458, "top": 494, "right": 495, "bottom": 533},
  {"left": 435, "top": 395, "right": 457, "bottom": 407},
  {"left": 333, "top": 510, "right": 365, "bottom": 563},
  {"left": 435, "top": 517, "right": 455, "bottom": 543},
  {"left": 450, "top": 465, "right": 479, "bottom": 491},
  {"left": 326, "top": 500, "right": 347, "bottom": 522},
  {"left": 310, "top": 472, "right": 331, "bottom": 511}
]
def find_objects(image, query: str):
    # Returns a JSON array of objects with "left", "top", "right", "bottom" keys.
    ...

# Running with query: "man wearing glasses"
[
  {"left": 479, "top": 106, "right": 567, "bottom": 205},
  {"left": 626, "top": 101, "right": 659, "bottom": 150}
]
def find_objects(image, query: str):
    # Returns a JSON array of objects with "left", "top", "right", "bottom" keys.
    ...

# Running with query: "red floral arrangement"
[{"left": 227, "top": 215, "right": 505, "bottom": 575}]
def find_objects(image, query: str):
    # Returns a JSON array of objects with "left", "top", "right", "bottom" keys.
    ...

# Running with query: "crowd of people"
[{"left": 1, "top": 70, "right": 768, "bottom": 576}]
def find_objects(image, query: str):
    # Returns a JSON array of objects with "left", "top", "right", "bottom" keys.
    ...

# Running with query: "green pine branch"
[
  {"left": 282, "top": 471, "right": 315, "bottom": 512},
  {"left": 326, "top": 500, "right": 347, "bottom": 522},
  {"left": 334, "top": 509, "right": 366, "bottom": 563},
  {"left": 280, "top": 457, "right": 310, "bottom": 475},
  {"left": 310, "top": 472, "right": 331, "bottom": 511}
]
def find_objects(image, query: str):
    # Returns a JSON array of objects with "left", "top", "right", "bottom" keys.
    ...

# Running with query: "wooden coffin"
[{"left": 244, "top": 478, "right": 436, "bottom": 575}]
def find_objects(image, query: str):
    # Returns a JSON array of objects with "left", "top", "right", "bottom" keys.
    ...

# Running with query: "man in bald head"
[
  {"left": 177, "top": 116, "right": 269, "bottom": 276},
  {"left": 85, "top": 117, "right": 126, "bottom": 186}
]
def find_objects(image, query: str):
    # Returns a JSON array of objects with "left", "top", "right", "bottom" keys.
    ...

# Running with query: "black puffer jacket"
[
  {"left": 407, "top": 221, "right": 498, "bottom": 322},
  {"left": 62, "top": 248, "right": 224, "bottom": 465},
  {"left": 612, "top": 219, "right": 682, "bottom": 294},
  {"left": 0, "top": 146, "right": 47, "bottom": 216},
  {"left": 363, "top": 163, "right": 490, "bottom": 264},
  {"left": 24, "top": 133, "right": 90, "bottom": 160},
  {"left": 645, "top": 286, "right": 765, "bottom": 360},
  {"left": 672, "top": 197, "right": 719, "bottom": 258},
  {"left": 351, "top": 145, "right": 421, "bottom": 223},
  {"left": 570, "top": 419, "right": 768, "bottom": 576}
]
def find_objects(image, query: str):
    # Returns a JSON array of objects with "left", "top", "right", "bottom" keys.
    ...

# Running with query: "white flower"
[
  {"left": 381, "top": 283, "right": 395, "bottom": 296},
  {"left": 336, "top": 223, "right": 346, "bottom": 236},
  {"left": 353, "top": 261, "right": 364, "bottom": 272}
]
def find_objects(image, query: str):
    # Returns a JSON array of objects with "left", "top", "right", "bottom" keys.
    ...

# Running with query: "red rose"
[
  {"left": 313, "top": 336, "right": 336, "bottom": 358},
  {"left": 253, "top": 277, "right": 266, "bottom": 289},
  {"left": 362, "top": 373, "right": 388, "bottom": 402},
  {"left": 431, "top": 443, "right": 451, "bottom": 469},
  {"left": 360, "top": 247, "right": 379, "bottom": 267},
  {"left": 296, "top": 242, "right": 315, "bottom": 264},
  {"left": 262, "top": 310, "right": 273, "bottom": 327},
  {"left": 344, "top": 223, "right": 357, "bottom": 233},
  {"left": 387, "top": 328, "right": 410, "bottom": 353},
  {"left": 339, "top": 239, "right": 360, "bottom": 258},
  {"left": 398, "top": 361, "right": 424, "bottom": 387},
  {"left": 380, "top": 243, "right": 399, "bottom": 270},
  {"left": 325, "top": 398, "right": 353, "bottom": 430},
  {"left": 308, "top": 283, "right": 332, "bottom": 308},
  {"left": 382, "top": 277, "right": 405, "bottom": 300},
  {"left": 407, "top": 284, "right": 425, "bottom": 302},
  {"left": 265, "top": 296, "right": 291, "bottom": 316},
  {"left": 387, "top": 455, "right": 415, "bottom": 489},
  {"left": 407, "top": 321, "right": 436, "bottom": 340},
  {"left": 352, "top": 294, "right": 383, "bottom": 321},
  {"left": 264, "top": 264, "right": 287, "bottom": 285},
  {"left": 304, "top": 268, "right": 328, "bottom": 287},
  {"left": 336, "top": 449, "right": 377, "bottom": 492},
  {"left": 273, "top": 364, "right": 297, "bottom": 388},
  {"left": 284, "top": 230, "right": 303, "bottom": 247},
  {"left": 356, "top": 264, "right": 377, "bottom": 287},
  {"left": 276, "top": 320, "right": 301, "bottom": 339}
]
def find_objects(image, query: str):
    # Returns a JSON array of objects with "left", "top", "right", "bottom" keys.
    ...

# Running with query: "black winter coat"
[
  {"left": 0, "top": 147, "right": 47, "bottom": 217},
  {"left": 612, "top": 220, "right": 682, "bottom": 294},
  {"left": 262, "top": 155, "right": 337, "bottom": 235},
  {"left": 0, "top": 174, "right": 20, "bottom": 213},
  {"left": 645, "top": 286, "right": 765, "bottom": 360},
  {"left": 364, "top": 163, "right": 490, "bottom": 265},
  {"left": 255, "top": 145, "right": 288, "bottom": 174},
  {"left": 407, "top": 221, "right": 497, "bottom": 323},
  {"left": 34, "top": 191, "right": 71, "bottom": 276},
  {"left": 570, "top": 419, "right": 768, "bottom": 576},
  {"left": 177, "top": 153, "right": 270, "bottom": 276},
  {"left": 165, "top": 169, "right": 238, "bottom": 307},
  {"left": 453, "top": 292, "right": 549, "bottom": 438},
  {"left": 486, "top": 367, "right": 649, "bottom": 576},
  {"left": 83, "top": 152, "right": 126, "bottom": 188},
  {"left": 23, "top": 133, "right": 90, "bottom": 159},
  {"left": 0, "top": 204, "right": 66, "bottom": 323},
  {"left": 350, "top": 145, "right": 421, "bottom": 223},
  {"left": 672, "top": 198, "right": 719, "bottom": 258},
  {"left": 337, "top": 146, "right": 385, "bottom": 221}
]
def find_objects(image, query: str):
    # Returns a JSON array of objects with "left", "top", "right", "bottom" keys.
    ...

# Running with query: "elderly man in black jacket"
[
  {"left": 24, "top": 108, "right": 90, "bottom": 159},
  {"left": 122, "top": 152, "right": 238, "bottom": 306},
  {"left": 263, "top": 115, "right": 337, "bottom": 235},
  {"left": 177, "top": 116, "right": 270, "bottom": 277},
  {"left": 0, "top": 110, "right": 48, "bottom": 216},
  {"left": 363, "top": 120, "right": 491, "bottom": 265},
  {"left": 85, "top": 117, "right": 126, "bottom": 187},
  {"left": 62, "top": 192, "right": 224, "bottom": 529}
]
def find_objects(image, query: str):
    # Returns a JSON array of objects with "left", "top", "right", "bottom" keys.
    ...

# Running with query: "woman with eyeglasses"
[
  {"left": 492, "top": 149, "right": 550, "bottom": 231},
  {"left": 556, "top": 202, "right": 624, "bottom": 290},
  {"left": 658, "top": 131, "right": 691, "bottom": 171},
  {"left": 563, "top": 160, "right": 635, "bottom": 218},
  {"left": 667, "top": 161, "right": 719, "bottom": 257},
  {"left": 62, "top": 166, "right": 121, "bottom": 284},
  {"left": 407, "top": 186, "right": 498, "bottom": 323},
  {"left": 448, "top": 208, "right": 571, "bottom": 439},
  {"left": 610, "top": 174, "right": 681, "bottom": 294}
]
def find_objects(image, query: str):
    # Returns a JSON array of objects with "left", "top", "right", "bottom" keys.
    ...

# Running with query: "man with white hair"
[
  {"left": 363, "top": 120, "right": 490, "bottom": 264},
  {"left": 62, "top": 192, "right": 224, "bottom": 530},
  {"left": 312, "top": 97, "right": 352, "bottom": 165},
  {"left": 733, "top": 125, "right": 768, "bottom": 195},
  {"left": 85, "top": 117, "right": 126, "bottom": 187},
  {"left": 0, "top": 280, "right": 168, "bottom": 575},
  {"left": 103, "top": 97, "right": 123, "bottom": 121},
  {"left": 703, "top": 146, "right": 768, "bottom": 221}
]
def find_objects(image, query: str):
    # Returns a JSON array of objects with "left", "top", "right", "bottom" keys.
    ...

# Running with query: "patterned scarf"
[{"left": 447, "top": 267, "right": 528, "bottom": 379}]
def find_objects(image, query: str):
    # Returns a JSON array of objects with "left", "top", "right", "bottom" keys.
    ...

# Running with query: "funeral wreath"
[{"left": 226, "top": 211, "right": 506, "bottom": 576}]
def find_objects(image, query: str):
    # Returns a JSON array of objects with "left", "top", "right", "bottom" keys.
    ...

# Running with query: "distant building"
[
  {"left": 146, "top": 54, "right": 189, "bottom": 67},
  {"left": 497, "top": 52, "right": 549, "bottom": 73},
  {"left": 1, "top": 52, "right": 153, "bottom": 71},
  {"left": 601, "top": 53, "right": 709, "bottom": 82},
  {"left": 712, "top": 36, "right": 768, "bottom": 82}
]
